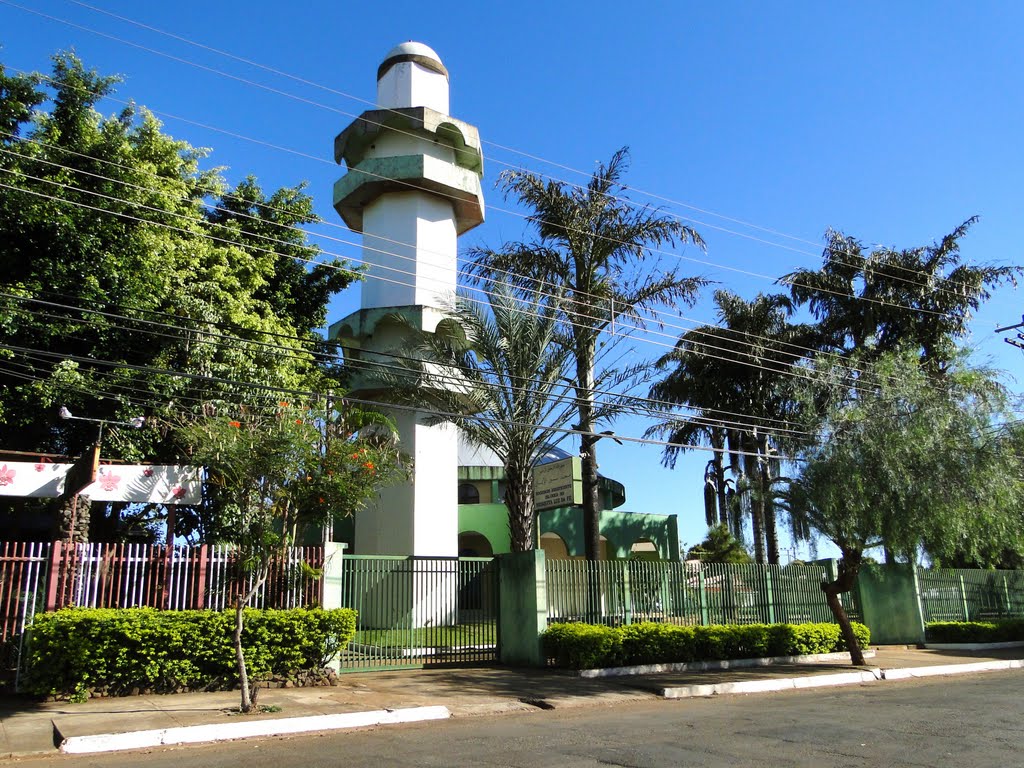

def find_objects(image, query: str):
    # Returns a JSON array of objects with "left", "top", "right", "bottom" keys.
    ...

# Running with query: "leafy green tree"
[
  {"left": 371, "top": 284, "right": 576, "bottom": 552},
  {"left": 784, "top": 350, "right": 1024, "bottom": 664},
  {"left": 470, "top": 148, "right": 706, "bottom": 559},
  {"left": 177, "top": 400, "right": 405, "bottom": 712},
  {"left": 0, "top": 53, "right": 358, "bottom": 538},
  {"left": 686, "top": 524, "right": 753, "bottom": 563}
]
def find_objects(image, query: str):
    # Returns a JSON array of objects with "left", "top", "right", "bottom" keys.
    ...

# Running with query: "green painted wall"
[
  {"left": 497, "top": 549, "right": 547, "bottom": 666},
  {"left": 458, "top": 503, "right": 679, "bottom": 561},
  {"left": 459, "top": 503, "right": 511, "bottom": 554},
  {"left": 856, "top": 564, "right": 925, "bottom": 644}
]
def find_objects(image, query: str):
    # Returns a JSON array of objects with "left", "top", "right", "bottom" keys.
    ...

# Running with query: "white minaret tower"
[{"left": 329, "top": 42, "right": 485, "bottom": 558}]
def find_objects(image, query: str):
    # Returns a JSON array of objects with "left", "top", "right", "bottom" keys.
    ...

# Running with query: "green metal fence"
[
  {"left": 917, "top": 568, "right": 1024, "bottom": 623},
  {"left": 337, "top": 555, "right": 498, "bottom": 672},
  {"left": 545, "top": 559, "right": 860, "bottom": 627}
]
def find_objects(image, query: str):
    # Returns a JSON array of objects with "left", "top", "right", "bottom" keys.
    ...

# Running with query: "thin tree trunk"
[
  {"left": 234, "top": 563, "right": 270, "bottom": 713},
  {"left": 725, "top": 430, "right": 745, "bottom": 541},
  {"left": 758, "top": 435, "right": 780, "bottom": 565},
  {"left": 577, "top": 349, "right": 601, "bottom": 561},
  {"left": 740, "top": 434, "right": 765, "bottom": 564},
  {"left": 821, "top": 554, "right": 866, "bottom": 666},
  {"left": 711, "top": 429, "right": 728, "bottom": 527}
]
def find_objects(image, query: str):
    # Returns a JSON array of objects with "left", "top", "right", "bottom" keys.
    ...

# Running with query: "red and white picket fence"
[{"left": 0, "top": 541, "right": 325, "bottom": 656}]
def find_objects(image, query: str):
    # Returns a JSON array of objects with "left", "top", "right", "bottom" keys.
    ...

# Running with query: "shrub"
[
  {"left": 23, "top": 607, "right": 357, "bottom": 698},
  {"left": 925, "top": 619, "right": 1024, "bottom": 644},
  {"left": 541, "top": 621, "right": 871, "bottom": 669},
  {"left": 540, "top": 623, "right": 621, "bottom": 669}
]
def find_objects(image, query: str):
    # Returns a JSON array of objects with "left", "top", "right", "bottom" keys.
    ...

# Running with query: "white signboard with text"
[{"left": 533, "top": 456, "right": 583, "bottom": 511}]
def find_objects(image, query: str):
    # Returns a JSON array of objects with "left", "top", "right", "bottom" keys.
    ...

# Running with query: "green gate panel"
[{"left": 856, "top": 564, "right": 924, "bottom": 645}]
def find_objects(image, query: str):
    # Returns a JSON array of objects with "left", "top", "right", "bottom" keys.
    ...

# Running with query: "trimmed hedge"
[
  {"left": 925, "top": 619, "right": 1024, "bottom": 644},
  {"left": 542, "top": 621, "right": 871, "bottom": 670},
  {"left": 24, "top": 607, "right": 356, "bottom": 698}
]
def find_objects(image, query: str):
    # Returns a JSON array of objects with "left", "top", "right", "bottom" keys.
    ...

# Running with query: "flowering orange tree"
[{"left": 177, "top": 398, "right": 406, "bottom": 712}]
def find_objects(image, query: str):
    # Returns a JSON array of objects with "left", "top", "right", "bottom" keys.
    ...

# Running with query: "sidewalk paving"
[{"left": 1, "top": 646, "right": 1021, "bottom": 759}]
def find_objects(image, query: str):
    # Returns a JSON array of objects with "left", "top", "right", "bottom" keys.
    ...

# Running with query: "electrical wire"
[{"left": 29, "top": 0, "right": 998, "bottom": 298}]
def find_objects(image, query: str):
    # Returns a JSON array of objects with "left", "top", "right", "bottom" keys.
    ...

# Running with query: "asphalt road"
[{"left": 17, "top": 670, "right": 1024, "bottom": 767}]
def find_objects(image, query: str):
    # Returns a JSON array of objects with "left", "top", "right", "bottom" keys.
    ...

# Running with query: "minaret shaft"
[{"left": 329, "top": 43, "right": 484, "bottom": 559}]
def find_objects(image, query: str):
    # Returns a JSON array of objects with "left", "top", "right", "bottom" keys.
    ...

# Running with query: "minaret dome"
[{"left": 377, "top": 41, "right": 450, "bottom": 113}]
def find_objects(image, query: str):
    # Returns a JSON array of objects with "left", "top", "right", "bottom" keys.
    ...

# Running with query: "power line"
[
  {"left": 47, "top": 0, "right": 996, "bottom": 297},
  {"left": 0, "top": 174, "right": 965, "bottom": 405},
  {"left": 0, "top": 141, "right": 969, "bottom": 380},
  {"left": 0, "top": 36, "right": 983, "bottom": 313},
  {"left": 1, "top": 294, "right": 821, "bottom": 439},
  {"left": 0, "top": 339, "right": 805, "bottom": 461}
]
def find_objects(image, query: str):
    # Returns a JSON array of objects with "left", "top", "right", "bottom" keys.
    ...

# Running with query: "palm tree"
[
  {"left": 469, "top": 148, "right": 706, "bottom": 559},
  {"left": 648, "top": 291, "right": 815, "bottom": 563},
  {"left": 374, "top": 284, "right": 577, "bottom": 552},
  {"left": 783, "top": 217, "right": 1020, "bottom": 372}
]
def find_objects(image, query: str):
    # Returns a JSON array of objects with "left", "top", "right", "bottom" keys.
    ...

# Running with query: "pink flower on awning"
[
  {"left": 143, "top": 468, "right": 155, "bottom": 478},
  {"left": 98, "top": 473, "right": 121, "bottom": 492},
  {"left": 171, "top": 485, "right": 187, "bottom": 500},
  {"left": 0, "top": 465, "right": 15, "bottom": 486},
  {"left": 34, "top": 463, "right": 45, "bottom": 472}
]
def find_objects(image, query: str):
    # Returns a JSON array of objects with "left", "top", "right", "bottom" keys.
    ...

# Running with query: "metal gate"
[{"left": 337, "top": 556, "right": 498, "bottom": 672}]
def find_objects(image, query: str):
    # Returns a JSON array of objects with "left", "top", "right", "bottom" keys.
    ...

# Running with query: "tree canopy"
[
  {"left": 0, "top": 52, "right": 360, "bottom": 542},
  {"left": 370, "top": 284, "right": 577, "bottom": 552},
  {"left": 177, "top": 399, "right": 405, "bottom": 711},
  {"left": 784, "top": 350, "right": 1024, "bottom": 662},
  {"left": 0, "top": 53, "right": 356, "bottom": 463}
]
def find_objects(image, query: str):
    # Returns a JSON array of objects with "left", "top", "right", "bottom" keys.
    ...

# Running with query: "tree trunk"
[
  {"left": 711, "top": 429, "right": 728, "bottom": 527},
  {"left": 504, "top": 462, "right": 535, "bottom": 552},
  {"left": 725, "top": 430, "right": 745, "bottom": 541},
  {"left": 821, "top": 553, "right": 866, "bottom": 666},
  {"left": 758, "top": 434, "right": 780, "bottom": 565},
  {"left": 740, "top": 435, "right": 765, "bottom": 564},
  {"left": 234, "top": 597, "right": 254, "bottom": 713},
  {"left": 233, "top": 564, "right": 270, "bottom": 713},
  {"left": 577, "top": 349, "right": 601, "bottom": 561}
]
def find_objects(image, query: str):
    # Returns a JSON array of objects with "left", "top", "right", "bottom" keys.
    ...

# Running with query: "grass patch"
[{"left": 353, "top": 622, "right": 496, "bottom": 649}]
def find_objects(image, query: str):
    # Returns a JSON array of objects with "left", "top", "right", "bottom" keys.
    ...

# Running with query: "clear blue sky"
[{"left": 2, "top": 1, "right": 1022, "bottom": 558}]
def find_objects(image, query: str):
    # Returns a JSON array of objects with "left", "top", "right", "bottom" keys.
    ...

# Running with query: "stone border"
[
  {"left": 578, "top": 650, "right": 876, "bottom": 678},
  {"left": 57, "top": 706, "right": 450, "bottom": 755},
  {"left": 660, "top": 669, "right": 881, "bottom": 699},
  {"left": 881, "top": 659, "right": 1024, "bottom": 680},
  {"left": 924, "top": 640, "right": 1024, "bottom": 651}
]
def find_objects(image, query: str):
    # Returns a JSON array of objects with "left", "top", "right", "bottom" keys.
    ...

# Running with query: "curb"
[
  {"left": 56, "top": 705, "right": 451, "bottom": 755},
  {"left": 924, "top": 641, "right": 1024, "bottom": 651},
  {"left": 659, "top": 669, "right": 880, "bottom": 699},
  {"left": 881, "top": 659, "right": 1024, "bottom": 681},
  {"left": 578, "top": 650, "right": 876, "bottom": 679}
]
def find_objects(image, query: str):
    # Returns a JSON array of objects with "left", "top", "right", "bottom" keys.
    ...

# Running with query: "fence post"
[
  {"left": 498, "top": 549, "right": 547, "bottom": 667},
  {"left": 321, "top": 541, "right": 348, "bottom": 610},
  {"left": 622, "top": 562, "right": 632, "bottom": 626},
  {"left": 959, "top": 574, "right": 970, "bottom": 621},
  {"left": 764, "top": 567, "right": 776, "bottom": 624},
  {"left": 195, "top": 545, "right": 209, "bottom": 610},
  {"left": 1004, "top": 575, "right": 1012, "bottom": 617},
  {"left": 161, "top": 544, "right": 174, "bottom": 610},
  {"left": 697, "top": 563, "right": 709, "bottom": 626},
  {"left": 44, "top": 540, "right": 64, "bottom": 612}
]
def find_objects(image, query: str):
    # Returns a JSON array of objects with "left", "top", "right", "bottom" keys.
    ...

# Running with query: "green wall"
[
  {"left": 458, "top": 503, "right": 679, "bottom": 561},
  {"left": 497, "top": 549, "right": 547, "bottom": 666},
  {"left": 856, "top": 564, "right": 925, "bottom": 644}
]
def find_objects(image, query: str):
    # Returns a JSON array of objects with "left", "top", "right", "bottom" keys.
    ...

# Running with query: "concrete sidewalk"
[{"left": 1, "top": 646, "right": 1021, "bottom": 758}]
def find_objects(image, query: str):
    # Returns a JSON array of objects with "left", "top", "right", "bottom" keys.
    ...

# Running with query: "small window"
[{"left": 458, "top": 483, "right": 480, "bottom": 504}]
